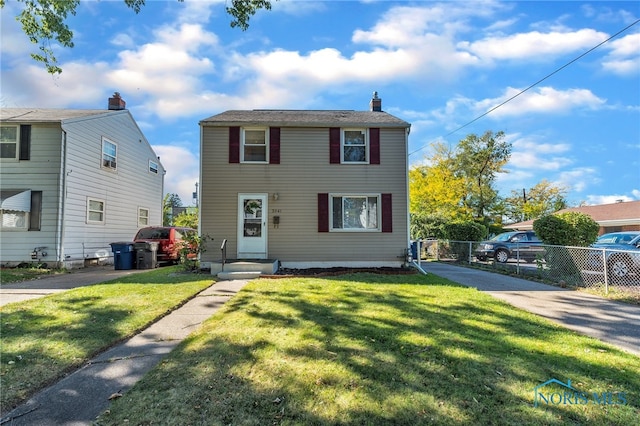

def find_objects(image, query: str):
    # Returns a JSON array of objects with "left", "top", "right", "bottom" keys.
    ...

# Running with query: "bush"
[
  {"left": 178, "top": 233, "right": 211, "bottom": 271},
  {"left": 443, "top": 221, "right": 486, "bottom": 242},
  {"left": 533, "top": 212, "right": 599, "bottom": 281},
  {"left": 410, "top": 212, "right": 448, "bottom": 239},
  {"left": 533, "top": 212, "right": 599, "bottom": 246},
  {"left": 443, "top": 221, "right": 486, "bottom": 261}
]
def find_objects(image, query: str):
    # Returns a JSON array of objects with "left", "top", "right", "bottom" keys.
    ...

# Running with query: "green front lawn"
[
  {"left": 0, "top": 267, "right": 214, "bottom": 411},
  {"left": 98, "top": 273, "right": 639, "bottom": 425}
]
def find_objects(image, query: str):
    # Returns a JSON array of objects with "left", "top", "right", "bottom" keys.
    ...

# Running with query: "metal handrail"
[{"left": 220, "top": 239, "right": 227, "bottom": 272}]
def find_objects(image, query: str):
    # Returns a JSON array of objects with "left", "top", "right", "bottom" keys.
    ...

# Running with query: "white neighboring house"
[{"left": 1, "top": 93, "right": 165, "bottom": 268}]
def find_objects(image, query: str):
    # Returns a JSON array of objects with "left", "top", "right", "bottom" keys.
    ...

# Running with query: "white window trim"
[
  {"left": 330, "top": 193, "right": 381, "bottom": 232},
  {"left": 138, "top": 207, "right": 149, "bottom": 226},
  {"left": 102, "top": 137, "right": 117, "bottom": 170},
  {"left": 241, "top": 127, "right": 269, "bottom": 163},
  {"left": 0, "top": 125, "right": 19, "bottom": 161},
  {"left": 87, "top": 197, "right": 106, "bottom": 224},
  {"left": 341, "top": 128, "right": 369, "bottom": 164},
  {"left": 149, "top": 160, "right": 158, "bottom": 174}
]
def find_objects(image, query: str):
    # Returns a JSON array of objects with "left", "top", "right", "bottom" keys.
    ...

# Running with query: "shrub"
[
  {"left": 443, "top": 221, "right": 486, "bottom": 261},
  {"left": 533, "top": 212, "right": 599, "bottom": 246},
  {"left": 533, "top": 212, "right": 599, "bottom": 282}
]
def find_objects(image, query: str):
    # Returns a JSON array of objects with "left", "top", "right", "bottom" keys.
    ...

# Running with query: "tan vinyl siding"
[{"left": 200, "top": 126, "right": 408, "bottom": 264}]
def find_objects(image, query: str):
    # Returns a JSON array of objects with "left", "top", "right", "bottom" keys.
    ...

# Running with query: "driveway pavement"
[
  {"left": 1, "top": 266, "right": 151, "bottom": 306},
  {"left": 425, "top": 262, "right": 640, "bottom": 356}
]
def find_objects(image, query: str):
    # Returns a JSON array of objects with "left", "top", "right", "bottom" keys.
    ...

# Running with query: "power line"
[{"left": 409, "top": 18, "right": 640, "bottom": 157}]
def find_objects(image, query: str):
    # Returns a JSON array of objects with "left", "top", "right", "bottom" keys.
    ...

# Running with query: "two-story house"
[
  {"left": 199, "top": 93, "right": 411, "bottom": 272},
  {"left": 0, "top": 93, "right": 165, "bottom": 268}
]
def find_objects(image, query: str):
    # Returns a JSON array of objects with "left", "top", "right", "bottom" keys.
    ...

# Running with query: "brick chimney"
[
  {"left": 370, "top": 91, "right": 382, "bottom": 112},
  {"left": 108, "top": 92, "right": 126, "bottom": 110}
]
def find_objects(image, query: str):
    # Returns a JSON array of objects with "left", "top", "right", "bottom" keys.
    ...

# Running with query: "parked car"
[
  {"left": 589, "top": 232, "right": 640, "bottom": 279},
  {"left": 133, "top": 226, "right": 197, "bottom": 264},
  {"left": 475, "top": 231, "right": 543, "bottom": 263}
]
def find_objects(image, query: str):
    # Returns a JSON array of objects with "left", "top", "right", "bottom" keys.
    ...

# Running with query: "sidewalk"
[
  {"left": 425, "top": 262, "right": 640, "bottom": 356},
  {"left": 1, "top": 269, "right": 250, "bottom": 425}
]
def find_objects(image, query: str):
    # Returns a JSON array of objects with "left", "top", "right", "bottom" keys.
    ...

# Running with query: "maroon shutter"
[
  {"left": 381, "top": 193, "right": 392, "bottom": 233},
  {"left": 269, "top": 127, "right": 280, "bottom": 164},
  {"left": 229, "top": 126, "right": 240, "bottom": 163},
  {"left": 329, "top": 127, "right": 340, "bottom": 164},
  {"left": 369, "top": 128, "right": 380, "bottom": 165},
  {"left": 318, "top": 193, "right": 329, "bottom": 232},
  {"left": 19, "top": 125, "right": 31, "bottom": 160}
]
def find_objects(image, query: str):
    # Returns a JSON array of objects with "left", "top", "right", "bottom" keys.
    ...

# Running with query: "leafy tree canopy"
[
  {"left": 1, "top": 0, "right": 273, "bottom": 74},
  {"left": 503, "top": 179, "right": 569, "bottom": 223}
]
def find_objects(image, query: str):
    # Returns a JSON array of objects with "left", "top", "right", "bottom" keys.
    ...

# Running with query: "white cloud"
[
  {"left": 153, "top": 145, "right": 199, "bottom": 205},
  {"left": 457, "top": 29, "right": 608, "bottom": 62},
  {"left": 602, "top": 33, "right": 640, "bottom": 76},
  {"left": 585, "top": 194, "right": 636, "bottom": 205},
  {"left": 557, "top": 167, "right": 601, "bottom": 192},
  {"left": 473, "top": 86, "right": 606, "bottom": 118}
]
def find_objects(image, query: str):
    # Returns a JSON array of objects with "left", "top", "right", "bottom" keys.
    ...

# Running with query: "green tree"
[
  {"left": 456, "top": 130, "right": 511, "bottom": 222},
  {"left": 174, "top": 210, "right": 198, "bottom": 229},
  {"left": 1, "top": 0, "right": 273, "bottom": 74},
  {"left": 163, "top": 193, "right": 182, "bottom": 226},
  {"left": 504, "top": 179, "right": 569, "bottom": 223}
]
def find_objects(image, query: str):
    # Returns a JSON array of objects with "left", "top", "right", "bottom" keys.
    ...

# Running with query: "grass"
[
  {"left": 0, "top": 266, "right": 214, "bottom": 411},
  {"left": 0, "top": 266, "right": 67, "bottom": 284},
  {"left": 97, "top": 273, "right": 640, "bottom": 425}
]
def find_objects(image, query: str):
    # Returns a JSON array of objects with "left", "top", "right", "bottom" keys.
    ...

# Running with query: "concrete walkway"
[
  {"left": 1, "top": 269, "right": 249, "bottom": 425},
  {"left": 425, "top": 262, "right": 640, "bottom": 356}
]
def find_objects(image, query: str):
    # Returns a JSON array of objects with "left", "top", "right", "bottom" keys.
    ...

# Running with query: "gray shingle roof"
[
  {"left": 200, "top": 110, "right": 410, "bottom": 128},
  {"left": 0, "top": 108, "right": 115, "bottom": 122}
]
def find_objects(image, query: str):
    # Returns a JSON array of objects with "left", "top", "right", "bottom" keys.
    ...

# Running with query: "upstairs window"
[
  {"left": 149, "top": 160, "right": 158, "bottom": 174},
  {"left": 242, "top": 128, "right": 268, "bottom": 163},
  {"left": 330, "top": 128, "right": 380, "bottom": 165},
  {"left": 0, "top": 126, "right": 18, "bottom": 159},
  {"left": 342, "top": 129, "right": 367, "bottom": 163},
  {"left": 102, "top": 138, "right": 117, "bottom": 170}
]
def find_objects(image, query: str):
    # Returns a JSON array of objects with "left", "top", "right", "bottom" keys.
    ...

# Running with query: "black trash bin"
[
  {"left": 135, "top": 241, "right": 158, "bottom": 269},
  {"left": 110, "top": 242, "right": 135, "bottom": 270},
  {"left": 410, "top": 241, "right": 418, "bottom": 260}
]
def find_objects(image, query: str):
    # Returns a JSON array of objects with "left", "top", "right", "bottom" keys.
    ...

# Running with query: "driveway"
[
  {"left": 1, "top": 266, "right": 150, "bottom": 306},
  {"left": 426, "top": 262, "right": 640, "bottom": 356}
]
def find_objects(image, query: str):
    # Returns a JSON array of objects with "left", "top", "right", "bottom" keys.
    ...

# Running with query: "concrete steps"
[{"left": 211, "top": 259, "right": 279, "bottom": 280}]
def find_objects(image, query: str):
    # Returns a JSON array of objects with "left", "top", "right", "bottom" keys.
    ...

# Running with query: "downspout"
[
  {"left": 405, "top": 125, "right": 412, "bottom": 266},
  {"left": 56, "top": 129, "right": 68, "bottom": 267}
]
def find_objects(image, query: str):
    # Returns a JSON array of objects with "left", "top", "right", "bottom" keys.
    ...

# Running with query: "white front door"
[{"left": 237, "top": 194, "right": 267, "bottom": 259}]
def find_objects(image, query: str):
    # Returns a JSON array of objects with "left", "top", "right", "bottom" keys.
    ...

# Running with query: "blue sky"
[{"left": 2, "top": 0, "right": 639, "bottom": 208}]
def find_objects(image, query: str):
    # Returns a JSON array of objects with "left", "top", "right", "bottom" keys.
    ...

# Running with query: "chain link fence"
[{"left": 416, "top": 239, "right": 640, "bottom": 298}]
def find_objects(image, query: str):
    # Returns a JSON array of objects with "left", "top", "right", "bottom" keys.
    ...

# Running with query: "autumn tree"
[
  {"left": 409, "top": 142, "right": 469, "bottom": 221},
  {"left": 456, "top": 130, "right": 511, "bottom": 222},
  {"left": 1, "top": 0, "right": 273, "bottom": 74},
  {"left": 504, "top": 179, "right": 569, "bottom": 223}
]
